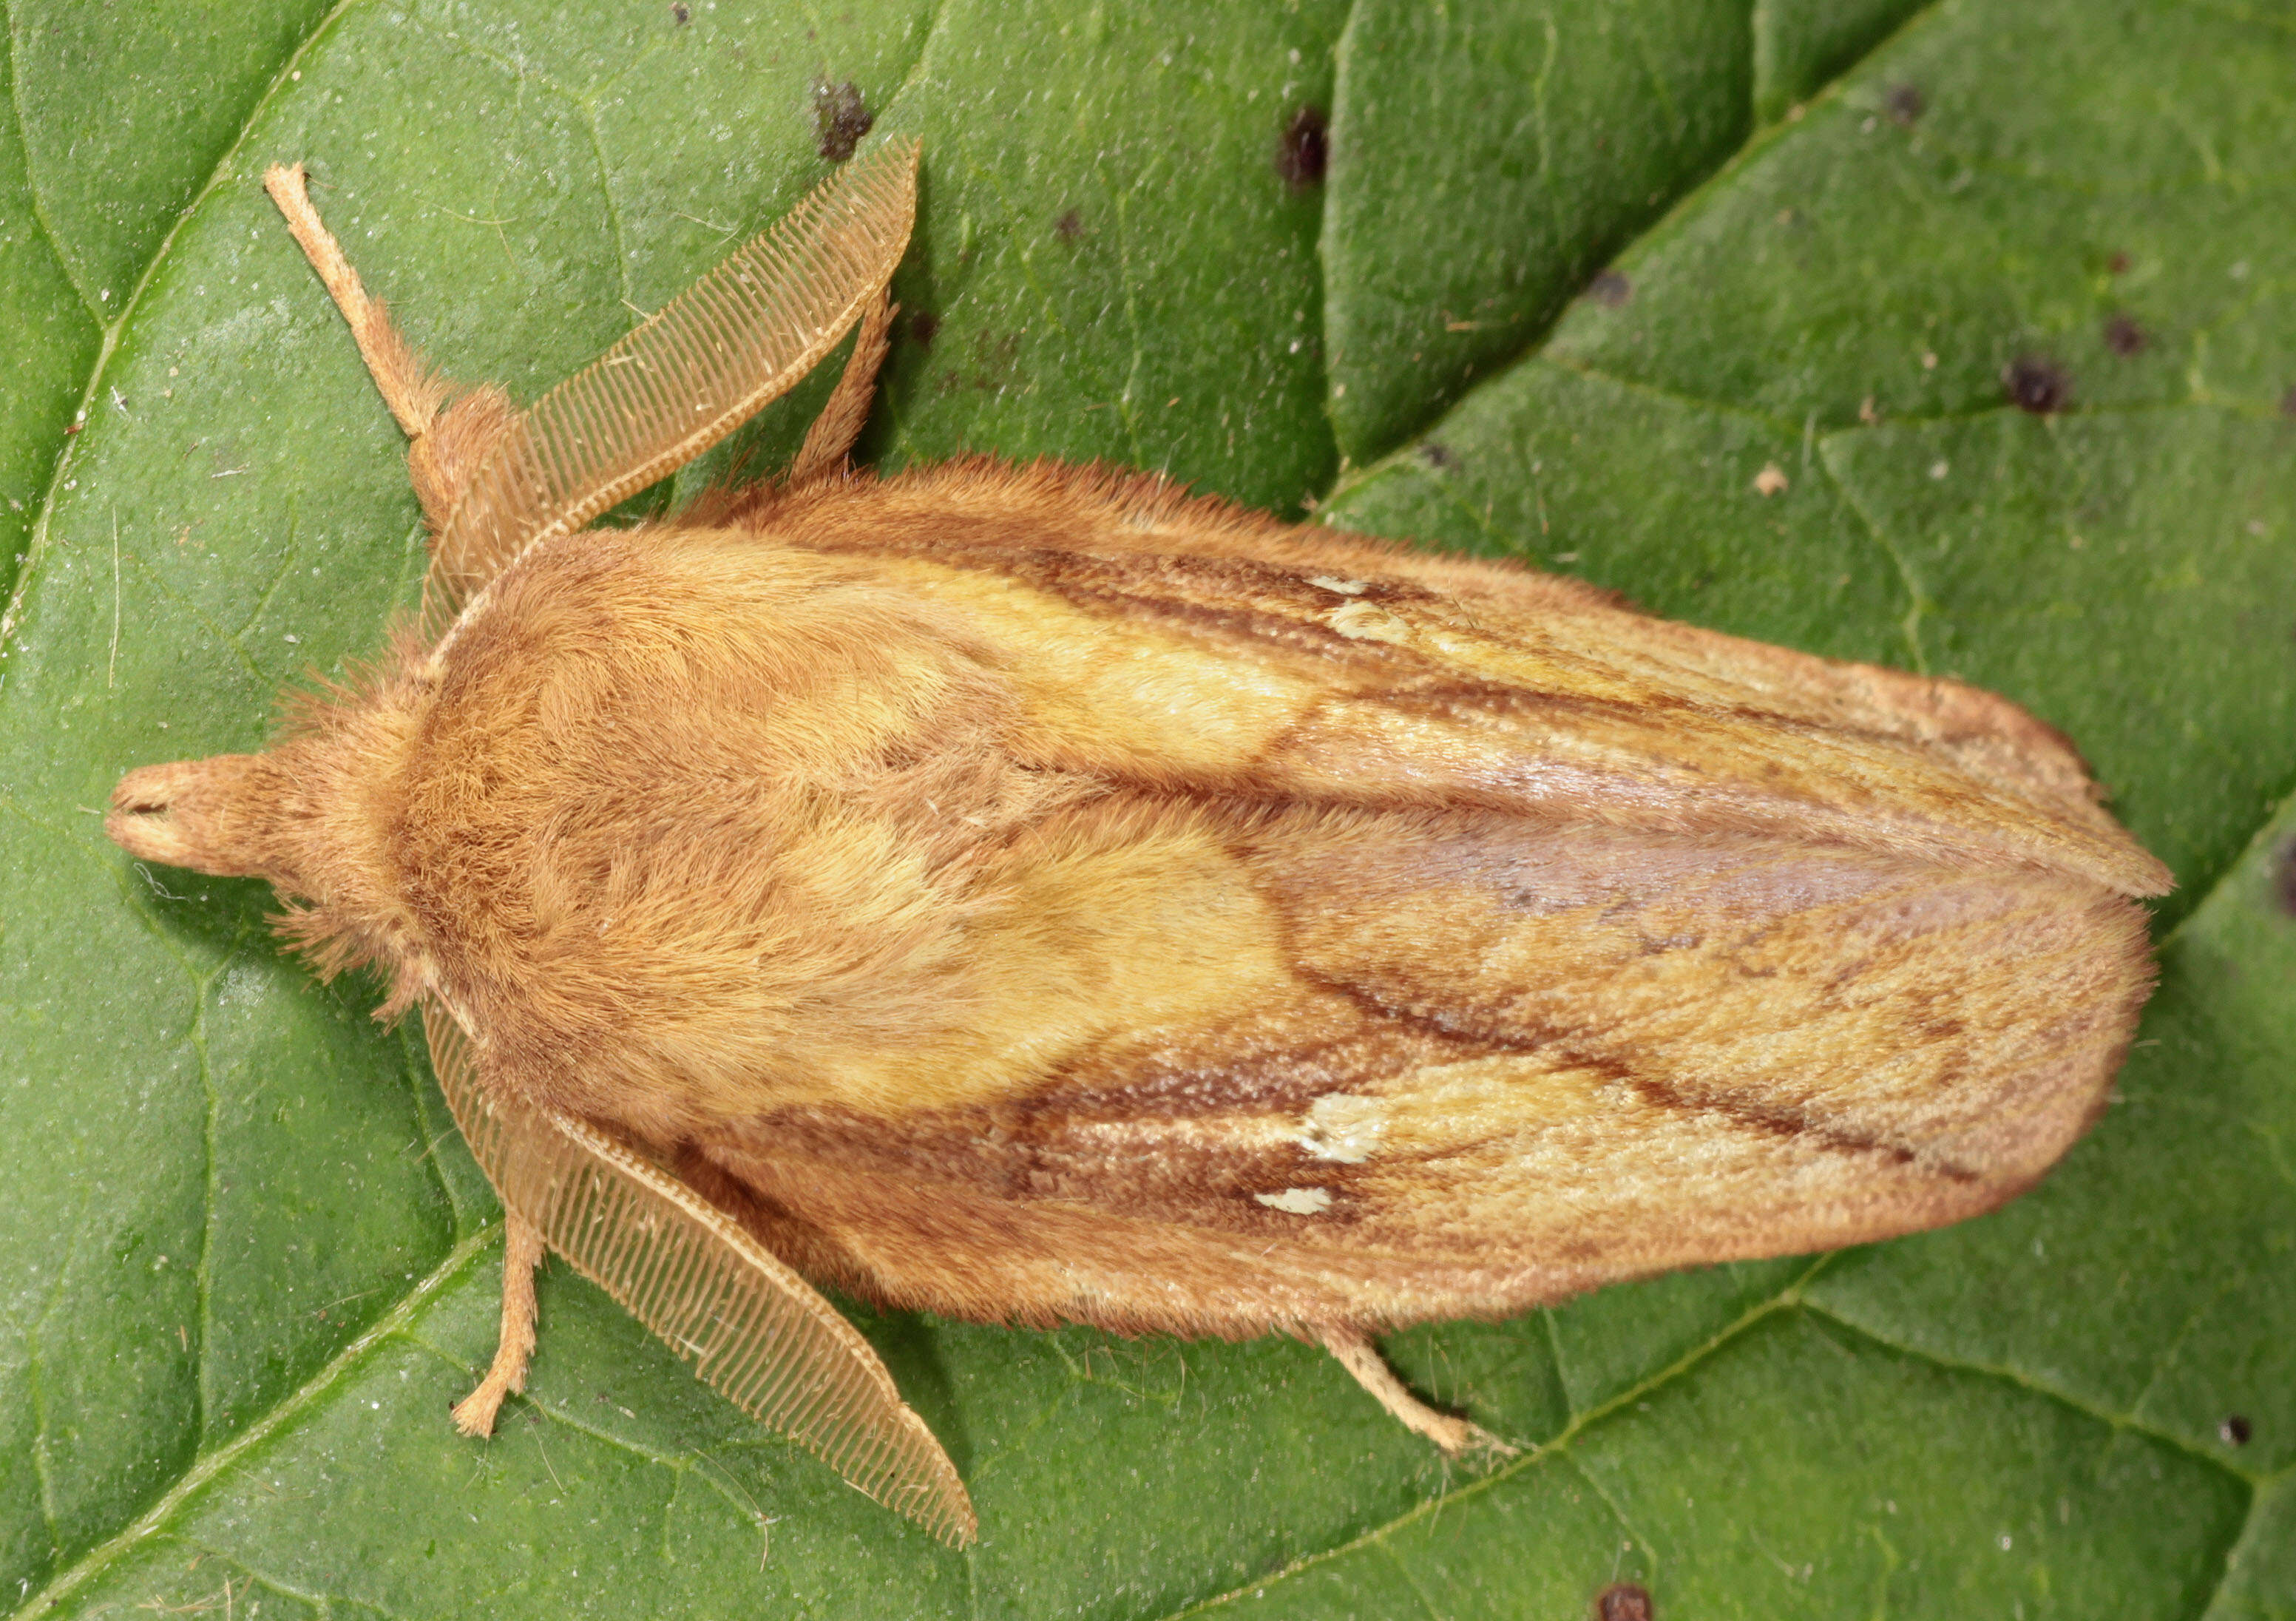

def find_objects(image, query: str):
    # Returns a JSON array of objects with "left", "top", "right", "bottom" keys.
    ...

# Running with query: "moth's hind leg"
[
  {"left": 263, "top": 163, "right": 513, "bottom": 529},
  {"left": 451, "top": 1207, "right": 546, "bottom": 1436},
  {"left": 1319, "top": 1327, "right": 1517, "bottom": 1460},
  {"left": 786, "top": 288, "right": 898, "bottom": 487}
]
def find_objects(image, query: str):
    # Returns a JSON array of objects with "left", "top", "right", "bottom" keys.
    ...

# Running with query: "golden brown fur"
[
  {"left": 116, "top": 458, "right": 2162, "bottom": 1341},
  {"left": 105, "top": 146, "right": 2167, "bottom": 1539}
]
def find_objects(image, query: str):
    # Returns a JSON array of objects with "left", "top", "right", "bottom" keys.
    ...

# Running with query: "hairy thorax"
[{"left": 308, "top": 527, "right": 1079, "bottom": 1142}]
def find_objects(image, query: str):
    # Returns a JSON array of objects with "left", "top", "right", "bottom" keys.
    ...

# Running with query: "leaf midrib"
[
  {"left": 0, "top": 0, "right": 366, "bottom": 655},
  {"left": 13, "top": 1228, "right": 493, "bottom": 1620}
]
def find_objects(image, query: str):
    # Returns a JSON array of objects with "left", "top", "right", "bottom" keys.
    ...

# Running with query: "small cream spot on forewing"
[
  {"left": 1307, "top": 575, "right": 1369, "bottom": 595},
  {"left": 1325, "top": 600, "right": 1411, "bottom": 643},
  {"left": 1256, "top": 1187, "right": 1334, "bottom": 1215},
  {"left": 1296, "top": 1093, "right": 1385, "bottom": 1163}
]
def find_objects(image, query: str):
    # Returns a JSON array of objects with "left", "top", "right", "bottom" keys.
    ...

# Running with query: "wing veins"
[
  {"left": 421, "top": 1002, "right": 976, "bottom": 1546},
  {"left": 421, "top": 141, "right": 921, "bottom": 643}
]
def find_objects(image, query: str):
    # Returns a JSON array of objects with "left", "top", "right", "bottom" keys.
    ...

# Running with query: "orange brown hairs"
[{"left": 104, "top": 139, "right": 2167, "bottom": 1549}]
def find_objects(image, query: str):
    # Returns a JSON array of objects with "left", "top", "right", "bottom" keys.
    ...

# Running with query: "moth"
[{"left": 106, "top": 139, "right": 2169, "bottom": 1549}]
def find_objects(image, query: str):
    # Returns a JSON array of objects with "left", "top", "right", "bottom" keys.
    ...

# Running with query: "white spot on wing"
[
  {"left": 1255, "top": 1187, "right": 1334, "bottom": 1216},
  {"left": 1307, "top": 575, "right": 1368, "bottom": 595},
  {"left": 1325, "top": 600, "right": 1411, "bottom": 643},
  {"left": 1296, "top": 1093, "right": 1386, "bottom": 1163}
]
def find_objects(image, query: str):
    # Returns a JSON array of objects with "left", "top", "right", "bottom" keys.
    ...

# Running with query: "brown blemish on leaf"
[
  {"left": 1884, "top": 84, "right": 1926, "bottom": 126},
  {"left": 2103, "top": 314, "right": 2147, "bottom": 356},
  {"left": 1419, "top": 442, "right": 1457, "bottom": 471},
  {"left": 908, "top": 311, "right": 940, "bottom": 349},
  {"left": 935, "top": 328, "right": 1021, "bottom": 394},
  {"left": 2221, "top": 1415, "right": 2254, "bottom": 1446},
  {"left": 1053, "top": 208, "right": 1083, "bottom": 242},
  {"left": 812, "top": 79, "right": 873, "bottom": 163},
  {"left": 670, "top": 1, "right": 688, "bottom": 22},
  {"left": 1596, "top": 1583, "right": 1655, "bottom": 1621},
  {"left": 2280, "top": 385, "right": 2296, "bottom": 420},
  {"left": 2003, "top": 356, "right": 2071, "bottom": 415},
  {"left": 2273, "top": 839, "right": 2296, "bottom": 918},
  {"left": 2107, "top": 251, "right": 2131, "bottom": 275},
  {"left": 1587, "top": 269, "right": 1631, "bottom": 308},
  {"left": 1277, "top": 106, "right": 1329, "bottom": 189}
]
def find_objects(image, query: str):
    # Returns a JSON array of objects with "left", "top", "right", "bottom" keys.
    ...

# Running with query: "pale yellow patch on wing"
[
  {"left": 1324, "top": 600, "right": 1413, "bottom": 644},
  {"left": 859, "top": 558, "right": 1327, "bottom": 771},
  {"left": 774, "top": 811, "right": 1309, "bottom": 1117},
  {"left": 1296, "top": 1092, "right": 1386, "bottom": 1163}
]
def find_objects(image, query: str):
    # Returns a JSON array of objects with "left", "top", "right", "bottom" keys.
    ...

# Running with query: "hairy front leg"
[
  {"left": 263, "top": 163, "right": 514, "bottom": 528},
  {"left": 450, "top": 1207, "right": 547, "bottom": 1436}
]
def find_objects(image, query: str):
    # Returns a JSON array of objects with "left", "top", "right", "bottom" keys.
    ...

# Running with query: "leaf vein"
[
  {"left": 7, "top": 1228, "right": 491, "bottom": 1621},
  {"left": 1815, "top": 429, "right": 1929, "bottom": 674},
  {"left": 1324, "top": 0, "right": 1955, "bottom": 476},
  {"left": 0, "top": 2, "right": 101, "bottom": 320},
  {"left": 1798, "top": 1302, "right": 2263, "bottom": 1486},
  {"left": 0, "top": 0, "right": 368, "bottom": 675},
  {"left": 1157, "top": 1270, "right": 1821, "bottom": 1620}
]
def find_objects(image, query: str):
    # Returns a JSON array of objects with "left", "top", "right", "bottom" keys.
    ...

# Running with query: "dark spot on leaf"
[
  {"left": 909, "top": 311, "right": 940, "bottom": 348},
  {"left": 2107, "top": 251, "right": 2131, "bottom": 275},
  {"left": 2002, "top": 356, "right": 2071, "bottom": 415},
  {"left": 2104, "top": 314, "right": 2147, "bottom": 356},
  {"left": 1884, "top": 84, "right": 1925, "bottom": 125},
  {"left": 2281, "top": 385, "right": 2296, "bottom": 419},
  {"left": 1054, "top": 208, "right": 1083, "bottom": 241},
  {"left": 938, "top": 328, "right": 1022, "bottom": 394},
  {"left": 670, "top": 1, "right": 688, "bottom": 21},
  {"left": 2275, "top": 840, "right": 2296, "bottom": 918},
  {"left": 1596, "top": 1583, "right": 1654, "bottom": 1621},
  {"left": 2221, "top": 1415, "right": 2254, "bottom": 1446},
  {"left": 812, "top": 79, "right": 873, "bottom": 163},
  {"left": 1276, "top": 106, "right": 1328, "bottom": 189},
  {"left": 1419, "top": 442, "right": 1457, "bottom": 470},
  {"left": 1587, "top": 269, "right": 1631, "bottom": 308}
]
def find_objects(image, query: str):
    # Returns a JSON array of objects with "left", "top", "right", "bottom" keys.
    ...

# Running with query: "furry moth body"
[{"left": 106, "top": 140, "right": 2168, "bottom": 1549}]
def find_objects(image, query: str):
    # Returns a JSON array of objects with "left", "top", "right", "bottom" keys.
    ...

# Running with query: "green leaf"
[{"left": 3, "top": 0, "right": 2290, "bottom": 1616}]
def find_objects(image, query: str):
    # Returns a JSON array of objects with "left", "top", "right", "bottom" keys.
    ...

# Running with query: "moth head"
[
  {"left": 106, "top": 682, "right": 431, "bottom": 1011},
  {"left": 107, "top": 754, "right": 279, "bottom": 878}
]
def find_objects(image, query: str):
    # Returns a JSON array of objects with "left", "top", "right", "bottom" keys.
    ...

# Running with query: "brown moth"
[{"left": 105, "top": 138, "right": 2169, "bottom": 1549}]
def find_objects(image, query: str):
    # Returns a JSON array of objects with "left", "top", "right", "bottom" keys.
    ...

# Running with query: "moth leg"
[
  {"left": 263, "top": 163, "right": 449, "bottom": 441},
  {"left": 786, "top": 287, "right": 898, "bottom": 488},
  {"left": 450, "top": 1207, "right": 546, "bottom": 1437},
  {"left": 263, "top": 163, "right": 514, "bottom": 529},
  {"left": 1319, "top": 1328, "right": 1517, "bottom": 1459}
]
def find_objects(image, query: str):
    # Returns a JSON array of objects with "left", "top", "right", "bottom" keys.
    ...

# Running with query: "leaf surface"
[{"left": 3, "top": 0, "right": 2291, "bottom": 1616}]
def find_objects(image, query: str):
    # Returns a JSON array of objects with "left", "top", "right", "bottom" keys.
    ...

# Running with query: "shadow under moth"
[{"left": 106, "top": 139, "right": 2169, "bottom": 1549}]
